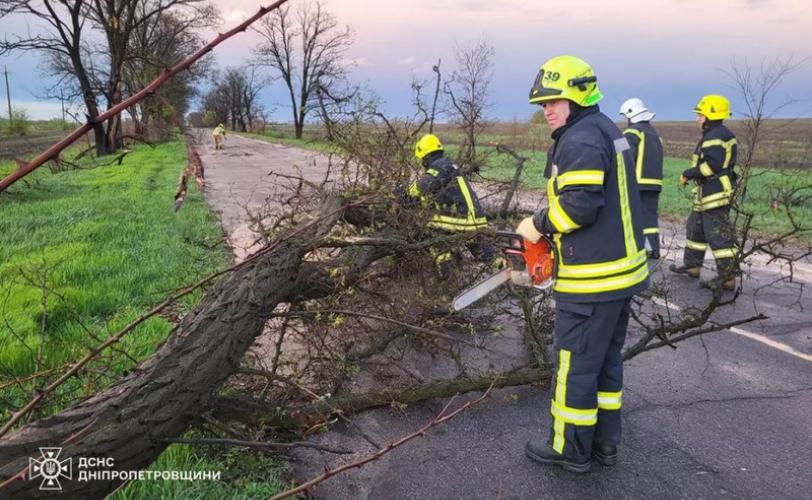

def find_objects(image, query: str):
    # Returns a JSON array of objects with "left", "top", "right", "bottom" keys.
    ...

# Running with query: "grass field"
[
  {"left": 250, "top": 121, "right": 811, "bottom": 239},
  {"left": 0, "top": 140, "right": 287, "bottom": 497},
  {"left": 476, "top": 147, "right": 812, "bottom": 238}
]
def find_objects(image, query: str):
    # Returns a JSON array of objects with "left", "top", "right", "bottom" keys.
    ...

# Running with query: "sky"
[{"left": 1, "top": 0, "right": 811, "bottom": 122}]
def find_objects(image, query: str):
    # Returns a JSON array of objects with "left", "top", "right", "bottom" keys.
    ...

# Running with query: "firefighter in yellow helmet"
[
  {"left": 212, "top": 123, "right": 226, "bottom": 150},
  {"left": 669, "top": 95, "right": 739, "bottom": 290},
  {"left": 516, "top": 55, "right": 649, "bottom": 473},
  {"left": 398, "top": 133, "right": 492, "bottom": 277}
]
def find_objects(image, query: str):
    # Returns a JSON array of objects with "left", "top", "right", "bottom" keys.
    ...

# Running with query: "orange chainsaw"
[{"left": 452, "top": 231, "right": 556, "bottom": 311}]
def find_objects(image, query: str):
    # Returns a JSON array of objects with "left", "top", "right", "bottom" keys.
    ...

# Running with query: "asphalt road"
[{"left": 200, "top": 133, "right": 812, "bottom": 500}]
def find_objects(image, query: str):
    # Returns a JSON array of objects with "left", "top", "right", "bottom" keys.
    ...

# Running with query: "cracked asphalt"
[{"left": 200, "top": 133, "right": 812, "bottom": 500}]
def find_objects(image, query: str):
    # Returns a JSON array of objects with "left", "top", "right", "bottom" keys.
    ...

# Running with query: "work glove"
[
  {"left": 516, "top": 216, "right": 543, "bottom": 243},
  {"left": 679, "top": 175, "right": 688, "bottom": 188}
]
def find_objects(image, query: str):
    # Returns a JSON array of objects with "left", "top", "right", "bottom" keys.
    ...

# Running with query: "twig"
[
  {"left": 0, "top": 196, "right": 367, "bottom": 438},
  {"left": 269, "top": 383, "right": 496, "bottom": 499},
  {"left": 0, "top": 0, "right": 291, "bottom": 194},
  {"left": 165, "top": 437, "right": 353, "bottom": 455},
  {"left": 277, "top": 309, "right": 486, "bottom": 350}
]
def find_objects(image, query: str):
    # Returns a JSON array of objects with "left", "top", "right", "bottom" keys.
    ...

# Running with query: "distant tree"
[
  {"left": 187, "top": 111, "right": 204, "bottom": 128},
  {"left": 0, "top": 0, "right": 211, "bottom": 155},
  {"left": 253, "top": 0, "right": 353, "bottom": 139},
  {"left": 444, "top": 40, "right": 495, "bottom": 171},
  {"left": 199, "top": 66, "right": 269, "bottom": 132},
  {"left": 124, "top": 7, "right": 217, "bottom": 140},
  {"left": 7, "top": 106, "right": 30, "bottom": 135}
]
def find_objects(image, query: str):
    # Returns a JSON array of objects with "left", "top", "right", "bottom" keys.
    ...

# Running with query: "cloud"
[
  {"left": 222, "top": 8, "right": 249, "bottom": 25},
  {"left": 340, "top": 57, "right": 368, "bottom": 68},
  {"left": 398, "top": 56, "right": 416, "bottom": 65}
]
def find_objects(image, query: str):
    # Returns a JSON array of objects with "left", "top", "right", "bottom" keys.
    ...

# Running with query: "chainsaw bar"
[{"left": 452, "top": 268, "right": 511, "bottom": 311}]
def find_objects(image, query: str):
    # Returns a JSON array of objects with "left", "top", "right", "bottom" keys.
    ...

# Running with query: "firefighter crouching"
[
  {"left": 516, "top": 55, "right": 649, "bottom": 473},
  {"left": 619, "top": 98, "right": 664, "bottom": 259},
  {"left": 212, "top": 123, "right": 226, "bottom": 150},
  {"left": 399, "top": 134, "right": 494, "bottom": 277},
  {"left": 669, "top": 94, "right": 739, "bottom": 291}
]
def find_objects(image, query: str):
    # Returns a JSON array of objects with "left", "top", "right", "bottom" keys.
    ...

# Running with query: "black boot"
[
  {"left": 669, "top": 263, "right": 700, "bottom": 278},
  {"left": 525, "top": 439, "right": 591, "bottom": 474},
  {"left": 592, "top": 443, "right": 618, "bottom": 466}
]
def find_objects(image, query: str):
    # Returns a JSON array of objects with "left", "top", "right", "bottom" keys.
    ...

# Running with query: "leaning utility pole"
[{"left": 4, "top": 67, "right": 11, "bottom": 126}]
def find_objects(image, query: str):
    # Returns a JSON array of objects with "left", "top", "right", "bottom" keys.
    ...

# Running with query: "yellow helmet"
[
  {"left": 414, "top": 134, "right": 443, "bottom": 160},
  {"left": 529, "top": 55, "right": 603, "bottom": 107},
  {"left": 693, "top": 95, "right": 731, "bottom": 120},
  {"left": 218, "top": 123, "right": 224, "bottom": 128}
]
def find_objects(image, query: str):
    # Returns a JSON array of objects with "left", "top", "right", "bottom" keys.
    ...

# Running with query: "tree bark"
[
  {"left": 211, "top": 367, "right": 550, "bottom": 431},
  {"left": 0, "top": 240, "right": 303, "bottom": 498}
]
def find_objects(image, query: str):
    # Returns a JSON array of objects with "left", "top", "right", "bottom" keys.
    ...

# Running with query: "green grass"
[
  {"left": 0, "top": 141, "right": 230, "bottom": 378},
  {"left": 0, "top": 140, "right": 288, "bottom": 496},
  {"left": 477, "top": 147, "right": 812, "bottom": 239},
  {"left": 111, "top": 444, "right": 288, "bottom": 500}
]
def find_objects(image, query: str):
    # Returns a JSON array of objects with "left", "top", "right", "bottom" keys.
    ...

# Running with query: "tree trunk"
[{"left": 0, "top": 240, "right": 304, "bottom": 498}]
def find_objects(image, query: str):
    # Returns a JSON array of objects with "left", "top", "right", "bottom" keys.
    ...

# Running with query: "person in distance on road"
[{"left": 212, "top": 123, "right": 226, "bottom": 150}]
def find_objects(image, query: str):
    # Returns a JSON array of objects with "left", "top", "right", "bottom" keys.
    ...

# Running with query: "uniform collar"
[{"left": 551, "top": 104, "right": 600, "bottom": 140}]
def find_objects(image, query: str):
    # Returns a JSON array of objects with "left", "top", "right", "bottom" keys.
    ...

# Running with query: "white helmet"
[{"left": 619, "top": 98, "right": 655, "bottom": 123}]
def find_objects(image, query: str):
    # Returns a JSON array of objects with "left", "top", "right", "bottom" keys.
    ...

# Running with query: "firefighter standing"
[
  {"left": 516, "top": 56, "right": 649, "bottom": 473},
  {"left": 400, "top": 134, "right": 493, "bottom": 276},
  {"left": 669, "top": 95, "right": 738, "bottom": 291},
  {"left": 619, "top": 98, "right": 664, "bottom": 259},
  {"left": 212, "top": 123, "right": 226, "bottom": 150}
]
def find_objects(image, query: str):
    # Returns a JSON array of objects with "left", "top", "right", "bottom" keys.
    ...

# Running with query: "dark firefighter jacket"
[
  {"left": 682, "top": 122, "right": 738, "bottom": 211},
  {"left": 405, "top": 154, "right": 487, "bottom": 231},
  {"left": 532, "top": 106, "right": 649, "bottom": 302},
  {"left": 623, "top": 121, "right": 664, "bottom": 192}
]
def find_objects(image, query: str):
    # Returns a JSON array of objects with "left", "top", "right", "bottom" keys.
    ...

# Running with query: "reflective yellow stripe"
[
  {"left": 701, "top": 138, "right": 736, "bottom": 168},
  {"left": 699, "top": 162, "right": 714, "bottom": 176},
  {"left": 427, "top": 215, "right": 488, "bottom": 231},
  {"left": 552, "top": 349, "right": 571, "bottom": 453},
  {"left": 694, "top": 174, "right": 734, "bottom": 210},
  {"left": 426, "top": 168, "right": 439, "bottom": 176},
  {"left": 407, "top": 181, "right": 421, "bottom": 197},
  {"left": 696, "top": 199, "right": 731, "bottom": 211},
  {"left": 713, "top": 248, "right": 737, "bottom": 259},
  {"left": 624, "top": 128, "right": 643, "bottom": 140},
  {"left": 557, "top": 170, "right": 605, "bottom": 189},
  {"left": 624, "top": 128, "right": 660, "bottom": 185},
  {"left": 616, "top": 151, "right": 637, "bottom": 258},
  {"left": 686, "top": 239, "right": 707, "bottom": 250},
  {"left": 433, "top": 250, "right": 452, "bottom": 264},
  {"left": 597, "top": 391, "right": 622, "bottom": 410},
  {"left": 624, "top": 128, "right": 647, "bottom": 184},
  {"left": 457, "top": 177, "right": 481, "bottom": 221},
  {"left": 551, "top": 400, "right": 598, "bottom": 426},
  {"left": 643, "top": 227, "right": 659, "bottom": 235},
  {"left": 557, "top": 249, "right": 646, "bottom": 279},
  {"left": 548, "top": 199, "right": 580, "bottom": 233},
  {"left": 555, "top": 262, "right": 649, "bottom": 294},
  {"left": 639, "top": 178, "right": 663, "bottom": 186},
  {"left": 691, "top": 153, "right": 699, "bottom": 166}
]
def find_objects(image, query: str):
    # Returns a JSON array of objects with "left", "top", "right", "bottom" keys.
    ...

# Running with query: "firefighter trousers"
[
  {"left": 548, "top": 298, "right": 630, "bottom": 458},
  {"left": 640, "top": 191, "right": 660, "bottom": 257},
  {"left": 682, "top": 206, "right": 737, "bottom": 276}
]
